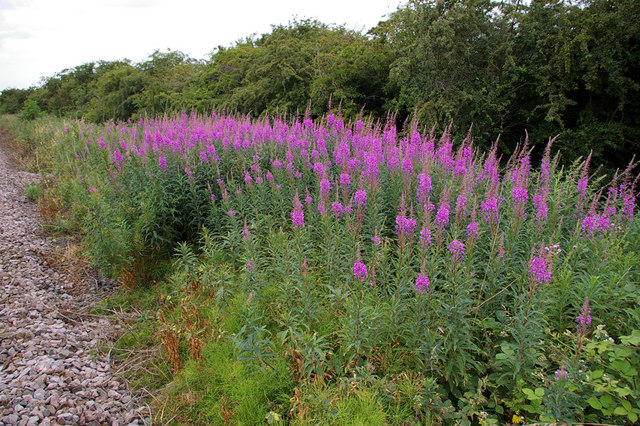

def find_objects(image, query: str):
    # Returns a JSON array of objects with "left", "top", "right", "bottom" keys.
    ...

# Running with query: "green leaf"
[
  {"left": 621, "top": 400, "right": 632, "bottom": 411},
  {"left": 614, "top": 406, "right": 628, "bottom": 416},
  {"left": 600, "top": 394, "right": 614, "bottom": 408},
  {"left": 534, "top": 387, "right": 545, "bottom": 397},
  {"left": 628, "top": 412, "right": 638, "bottom": 423},
  {"left": 587, "top": 397, "right": 602, "bottom": 410},
  {"left": 616, "top": 388, "right": 632, "bottom": 397},
  {"left": 615, "top": 347, "right": 633, "bottom": 358},
  {"left": 619, "top": 330, "right": 640, "bottom": 346},
  {"left": 589, "top": 369, "right": 604, "bottom": 380}
]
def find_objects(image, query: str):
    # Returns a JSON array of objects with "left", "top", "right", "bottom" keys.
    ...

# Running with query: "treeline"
[{"left": 1, "top": 0, "right": 638, "bottom": 170}]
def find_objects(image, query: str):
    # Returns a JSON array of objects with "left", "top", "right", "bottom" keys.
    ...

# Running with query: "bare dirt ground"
[{"left": 0, "top": 129, "right": 150, "bottom": 425}]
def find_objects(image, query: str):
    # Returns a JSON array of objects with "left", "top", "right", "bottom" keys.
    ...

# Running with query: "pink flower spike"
[{"left": 415, "top": 274, "right": 430, "bottom": 294}]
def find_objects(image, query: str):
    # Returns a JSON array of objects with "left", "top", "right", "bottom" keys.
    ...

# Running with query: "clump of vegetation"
[
  {"left": 24, "top": 182, "right": 42, "bottom": 200},
  {"left": 19, "top": 109, "right": 638, "bottom": 424},
  {"left": 20, "top": 99, "right": 43, "bottom": 120}
]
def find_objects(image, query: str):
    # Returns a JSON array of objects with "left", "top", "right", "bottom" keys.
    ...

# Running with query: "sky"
[{"left": 0, "top": 0, "right": 402, "bottom": 90}]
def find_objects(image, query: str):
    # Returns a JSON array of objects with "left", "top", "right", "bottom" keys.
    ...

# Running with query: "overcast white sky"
[{"left": 0, "top": 0, "right": 402, "bottom": 90}]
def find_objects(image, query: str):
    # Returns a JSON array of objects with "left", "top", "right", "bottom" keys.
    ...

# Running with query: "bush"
[{"left": 20, "top": 99, "right": 42, "bottom": 120}]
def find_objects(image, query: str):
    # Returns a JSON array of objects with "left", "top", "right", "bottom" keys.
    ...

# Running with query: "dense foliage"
[
  {"left": 1, "top": 0, "right": 638, "bottom": 172},
  {"left": 20, "top": 108, "right": 639, "bottom": 424}
]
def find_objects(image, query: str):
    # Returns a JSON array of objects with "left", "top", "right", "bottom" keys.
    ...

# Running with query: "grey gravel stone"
[{"left": 0, "top": 138, "right": 148, "bottom": 424}]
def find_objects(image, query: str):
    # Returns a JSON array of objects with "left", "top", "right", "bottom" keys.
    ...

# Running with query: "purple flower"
[
  {"left": 371, "top": 236, "right": 381, "bottom": 246},
  {"left": 555, "top": 366, "right": 568, "bottom": 381},
  {"left": 291, "top": 192, "right": 305, "bottom": 228},
  {"left": 481, "top": 197, "right": 499, "bottom": 221},
  {"left": 206, "top": 144, "right": 217, "bottom": 159},
  {"left": 416, "top": 173, "right": 432, "bottom": 201},
  {"left": 595, "top": 215, "right": 610, "bottom": 233},
  {"left": 577, "top": 176, "right": 588, "bottom": 197},
  {"left": 581, "top": 215, "right": 596, "bottom": 236},
  {"left": 320, "top": 178, "right": 331, "bottom": 195},
  {"left": 455, "top": 195, "right": 467, "bottom": 215},
  {"left": 354, "top": 189, "right": 367, "bottom": 209},
  {"left": 313, "top": 162, "right": 324, "bottom": 177},
  {"left": 415, "top": 274, "right": 430, "bottom": 294},
  {"left": 435, "top": 203, "right": 450, "bottom": 227},
  {"left": 340, "top": 172, "right": 351, "bottom": 188},
  {"left": 353, "top": 262, "right": 368, "bottom": 282},
  {"left": 266, "top": 171, "right": 274, "bottom": 183},
  {"left": 286, "top": 150, "right": 294, "bottom": 163},
  {"left": 576, "top": 297, "right": 592, "bottom": 336},
  {"left": 419, "top": 227, "right": 432, "bottom": 250},
  {"left": 466, "top": 221, "right": 479, "bottom": 239},
  {"left": 242, "top": 222, "right": 251, "bottom": 240},
  {"left": 304, "top": 117, "right": 313, "bottom": 129},
  {"left": 227, "top": 210, "right": 236, "bottom": 217},
  {"left": 621, "top": 187, "right": 635, "bottom": 223},
  {"left": 291, "top": 210, "right": 304, "bottom": 228},
  {"left": 199, "top": 151, "right": 208, "bottom": 163},
  {"left": 113, "top": 150, "right": 124, "bottom": 163},
  {"left": 158, "top": 156, "right": 168, "bottom": 172},
  {"left": 331, "top": 201, "right": 344, "bottom": 218},
  {"left": 401, "top": 158, "right": 413, "bottom": 176},
  {"left": 533, "top": 194, "right": 548, "bottom": 221},
  {"left": 396, "top": 215, "right": 418, "bottom": 237},
  {"left": 363, "top": 152, "right": 379, "bottom": 183},
  {"left": 529, "top": 256, "right": 552, "bottom": 286},
  {"left": 247, "top": 260, "right": 253, "bottom": 270},
  {"left": 449, "top": 239, "right": 465, "bottom": 261},
  {"left": 512, "top": 186, "right": 528, "bottom": 205},
  {"left": 184, "top": 167, "right": 193, "bottom": 176}
]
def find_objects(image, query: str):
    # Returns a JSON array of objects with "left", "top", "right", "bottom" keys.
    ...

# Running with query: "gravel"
[{"left": 0, "top": 141, "right": 149, "bottom": 425}]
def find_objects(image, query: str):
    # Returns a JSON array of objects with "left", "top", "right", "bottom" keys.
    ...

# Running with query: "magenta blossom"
[
  {"left": 354, "top": 189, "right": 367, "bottom": 208},
  {"left": 340, "top": 172, "right": 351, "bottom": 188},
  {"left": 291, "top": 192, "right": 305, "bottom": 228},
  {"left": 576, "top": 297, "right": 592, "bottom": 336},
  {"left": 449, "top": 239, "right": 465, "bottom": 261},
  {"left": 466, "top": 221, "right": 479, "bottom": 239},
  {"left": 529, "top": 256, "right": 552, "bottom": 286},
  {"left": 396, "top": 216, "right": 418, "bottom": 237},
  {"left": 419, "top": 227, "right": 432, "bottom": 250},
  {"left": 332, "top": 201, "right": 344, "bottom": 218},
  {"left": 481, "top": 197, "right": 499, "bottom": 221},
  {"left": 415, "top": 274, "right": 430, "bottom": 294},
  {"left": 555, "top": 366, "right": 568, "bottom": 381},
  {"left": 436, "top": 203, "right": 450, "bottom": 227},
  {"left": 353, "top": 262, "right": 368, "bottom": 282},
  {"left": 158, "top": 156, "right": 168, "bottom": 171}
]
